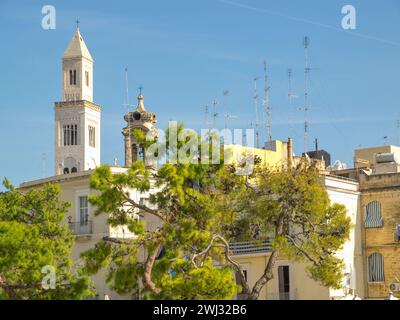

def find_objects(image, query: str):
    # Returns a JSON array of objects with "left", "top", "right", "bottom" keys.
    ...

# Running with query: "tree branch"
[{"left": 143, "top": 242, "right": 162, "bottom": 294}]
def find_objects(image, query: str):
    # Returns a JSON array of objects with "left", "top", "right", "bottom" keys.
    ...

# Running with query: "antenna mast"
[
  {"left": 263, "top": 61, "right": 272, "bottom": 144},
  {"left": 204, "top": 105, "right": 209, "bottom": 129},
  {"left": 254, "top": 77, "right": 260, "bottom": 148},
  {"left": 41, "top": 153, "right": 46, "bottom": 178},
  {"left": 212, "top": 99, "right": 218, "bottom": 127},
  {"left": 303, "top": 36, "right": 310, "bottom": 155},
  {"left": 124, "top": 67, "right": 130, "bottom": 108},
  {"left": 288, "top": 68, "right": 297, "bottom": 103},
  {"left": 123, "top": 67, "right": 135, "bottom": 140},
  {"left": 397, "top": 119, "right": 400, "bottom": 145}
]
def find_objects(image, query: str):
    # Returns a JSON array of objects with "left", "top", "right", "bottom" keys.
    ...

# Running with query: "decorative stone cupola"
[{"left": 122, "top": 94, "right": 158, "bottom": 168}]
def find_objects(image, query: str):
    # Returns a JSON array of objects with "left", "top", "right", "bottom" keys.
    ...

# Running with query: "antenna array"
[
  {"left": 253, "top": 77, "right": 260, "bottom": 148},
  {"left": 263, "top": 60, "right": 272, "bottom": 144},
  {"left": 303, "top": 36, "right": 310, "bottom": 155}
]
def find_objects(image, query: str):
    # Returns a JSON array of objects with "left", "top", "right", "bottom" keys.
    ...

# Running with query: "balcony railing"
[
  {"left": 68, "top": 221, "right": 93, "bottom": 235},
  {"left": 229, "top": 240, "right": 272, "bottom": 256}
]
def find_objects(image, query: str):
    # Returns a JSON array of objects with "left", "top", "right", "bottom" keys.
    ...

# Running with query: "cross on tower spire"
[{"left": 76, "top": 18, "right": 80, "bottom": 30}]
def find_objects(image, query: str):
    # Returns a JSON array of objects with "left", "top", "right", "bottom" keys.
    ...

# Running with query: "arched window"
[
  {"left": 69, "top": 70, "right": 73, "bottom": 85},
  {"left": 365, "top": 201, "right": 383, "bottom": 228},
  {"left": 139, "top": 144, "right": 145, "bottom": 162},
  {"left": 73, "top": 70, "right": 77, "bottom": 85},
  {"left": 71, "top": 167, "right": 77, "bottom": 173},
  {"left": 368, "top": 253, "right": 384, "bottom": 282},
  {"left": 63, "top": 168, "right": 69, "bottom": 174}
]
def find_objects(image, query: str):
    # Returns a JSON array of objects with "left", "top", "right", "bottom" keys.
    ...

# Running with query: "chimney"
[{"left": 287, "top": 138, "right": 293, "bottom": 167}]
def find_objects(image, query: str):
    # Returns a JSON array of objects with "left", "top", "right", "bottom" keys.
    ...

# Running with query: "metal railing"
[
  {"left": 68, "top": 221, "right": 93, "bottom": 235},
  {"left": 229, "top": 240, "right": 272, "bottom": 255}
]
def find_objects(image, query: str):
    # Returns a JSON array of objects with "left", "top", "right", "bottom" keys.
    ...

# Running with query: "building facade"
[{"left": 332, "top": 145, "right": 400, "bottom": 299}]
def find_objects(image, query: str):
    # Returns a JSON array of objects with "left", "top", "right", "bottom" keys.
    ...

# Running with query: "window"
[
  {"left": 63, "top": 124, "right": 78, "bottom": 146},
  {"left": 85, "top": 71, "right": 89, "bottom": 87},
  {"left": 69, "top": 69, "right": 77, "bottom": 85},
  {"left": 79, "top": 196, "right": 89, "bottom": 225},
  {"left": 63, "top": 168, "right": 69, "bottom": 174},
  {"left": 71, "top": 167, "right": 77, "bottom": 173},
  {"left": 365, "top": 201, "right": 383, "bottom": 228},
  {"left": 368, "top": 253, "right": 384, "bottom": 282},
  {"left": 278, "top": 266, "right": 290, "bottom": 300},
  {"left": 88, "top": 126, "right": 95, "bottom": 147}
]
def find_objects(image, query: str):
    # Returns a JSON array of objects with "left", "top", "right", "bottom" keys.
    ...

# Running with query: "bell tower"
[
  {"left": 122, "top": 94, "right": 158, "bottom": 168},
  {"left": 54, "top": 27, "right": 101, "bottom": 175},
  {"left": 62, "top": 26, "right": 93, "bottom": 102}
]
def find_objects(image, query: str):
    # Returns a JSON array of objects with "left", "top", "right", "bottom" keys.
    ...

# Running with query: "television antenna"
[
  {"left": 263, "top": 60, "right": 272, "bottom": 144},
  {"left": 212, "top": 99, "right": 218, "bottom": 127},
  {"left": 253, "top": 77, "right": 260, "bottom": 148},
  {"left": 287, "top": 68, "right": 298, "bottom": 103},
  {"left": 302, "top": 36, "right": 311, "bottom": 154}
]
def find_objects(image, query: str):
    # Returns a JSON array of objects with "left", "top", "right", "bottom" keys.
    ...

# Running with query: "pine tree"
[{"left": 0, "top": 179, "right": 95, "bottom": 299}]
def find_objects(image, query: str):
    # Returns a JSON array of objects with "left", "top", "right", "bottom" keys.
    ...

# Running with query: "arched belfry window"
[
  {"left": 368, "top": 253, "right": 384, "bottom": 282},
  {"left": 69, "top": 69, "right": 77, "bottom": 85},
  {"left": 139, "top": 144, "right": 145, "bottom": 162},
  {"left": 365, "top": 201, "right": 383, "bottom": 228},
  {"left": 63, "top": 124, "right": 78, "bottom": 146}
]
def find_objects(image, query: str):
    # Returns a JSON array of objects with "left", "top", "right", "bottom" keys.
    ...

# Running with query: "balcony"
[
  {"left": 68, "top": 220, "right": 93, "bottom": 235},
  {"left": 229, "top": 240, "right": 271, "bottom": 256}
]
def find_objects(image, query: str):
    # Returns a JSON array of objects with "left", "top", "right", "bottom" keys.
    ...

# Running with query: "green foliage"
[
  {"left": 154, "top": 259, "right": 240, "bottom": 300},
  {"left": 239, "top": 161, "right": 352, "bottom": 291},
  {"left": 84, "top": 123, "right": 351, "bottom": 300},
  {"left": 0, "top": 179, "right": 95, "bottom": 299},
  {"left": 84, "top": 125, "right": 241, "bottom": 299}
]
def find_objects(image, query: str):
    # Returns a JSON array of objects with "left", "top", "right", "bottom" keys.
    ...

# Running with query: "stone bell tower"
[
  {"left": 122, "top": 94, "right": 158, "bottom": 168},
  {"left": 54, "top": 27, "right": 101, "bottom": 175}
]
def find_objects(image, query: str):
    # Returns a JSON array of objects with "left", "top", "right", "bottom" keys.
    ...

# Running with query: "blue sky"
[{"left": 1, "top": 0, "right": 400, "bottom": 186}]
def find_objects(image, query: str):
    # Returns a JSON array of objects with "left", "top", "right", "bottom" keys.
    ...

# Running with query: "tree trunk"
[
  {"left": 143, "top": 242, "right": 162, "bottom": 294},
  {"left": 248, "top": 249, "right": 278, "bottom": 300},
  {"left": 248, "top": 214, "right": 285, "bottom": 300}
]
